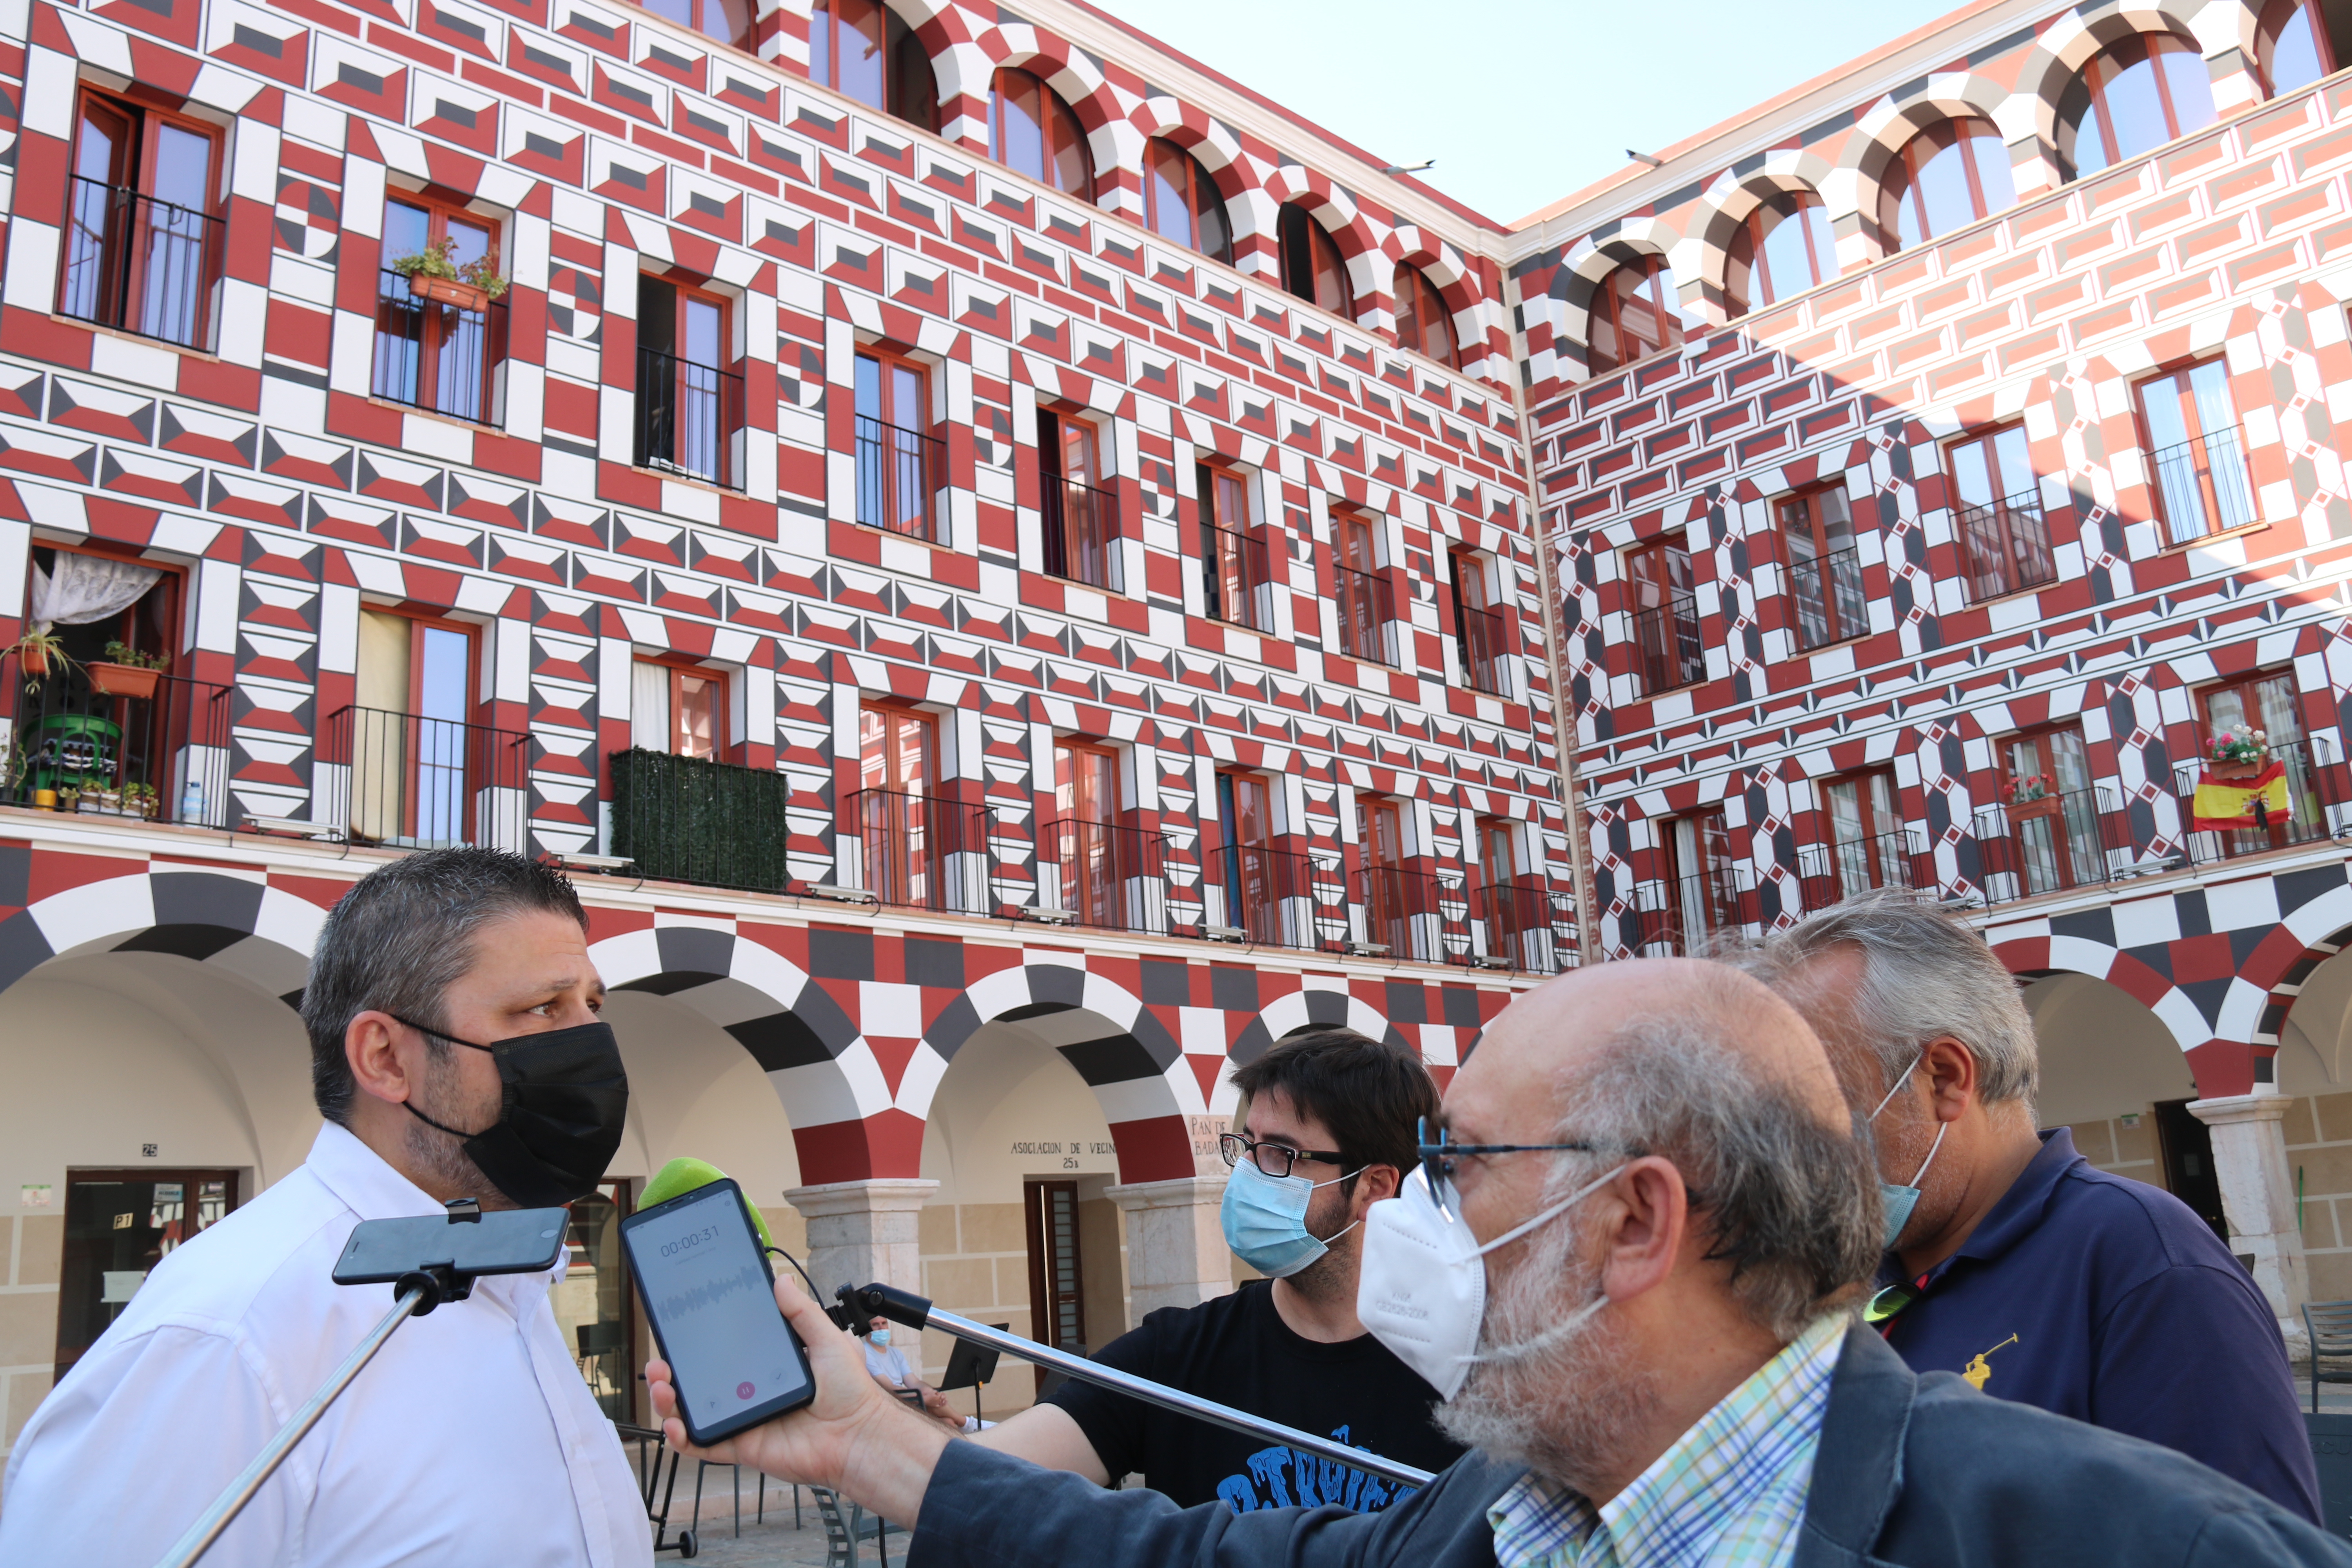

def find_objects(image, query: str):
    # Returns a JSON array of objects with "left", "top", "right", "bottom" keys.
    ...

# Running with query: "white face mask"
[{"left": 1356, "top": 1161, "right": 1628, "bottom": 1401}]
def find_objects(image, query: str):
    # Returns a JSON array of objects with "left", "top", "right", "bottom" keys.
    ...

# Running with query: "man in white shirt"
[{"left": 0, "top": 848, "right": 652, "bottom": 1567}]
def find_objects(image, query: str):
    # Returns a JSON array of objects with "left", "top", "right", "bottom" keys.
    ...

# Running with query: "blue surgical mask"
[
  {"left": 1220, "top": 1156, "right": 1365, "bottom": 1278},
  {"left": 1870, "top": 1054, "right": 1947, "bottom": 1250},
  {"left": 869, "top": 1328, "right": 891, "bottom": 1348}
]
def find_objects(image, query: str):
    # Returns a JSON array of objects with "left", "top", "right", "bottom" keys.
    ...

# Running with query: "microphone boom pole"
[{"left": 837, "top": 1283, "right": 1436, "bottom": 1491}]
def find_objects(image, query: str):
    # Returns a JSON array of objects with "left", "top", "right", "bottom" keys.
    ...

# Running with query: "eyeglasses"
[
  {"left": 1219, "top": 1133, "right": 1345, "bottom": 1180},
  {"left": 1416, "top": 1116, "right": 1615, "bottom": 1219}
]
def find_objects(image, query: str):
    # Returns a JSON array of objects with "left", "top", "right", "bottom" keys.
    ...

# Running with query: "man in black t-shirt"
[{"left": 971, "top": 1029, "right": 1466, "bottom": 1510}]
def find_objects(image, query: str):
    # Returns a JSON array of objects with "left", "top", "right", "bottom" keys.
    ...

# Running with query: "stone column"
[
  {"left": 1106, "top": 1174, "right": 1230, "bottom": 1319},
  {"left": 2188, "top": 1093, "right": 2310, "bottom": 1347},
  {"left": 785, "top": 1178, "right": 938, "bottom": 1302}
]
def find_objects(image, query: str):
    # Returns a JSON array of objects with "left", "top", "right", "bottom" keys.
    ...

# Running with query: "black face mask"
[{"left": 392, "top": 1015, "right": 629, "bottom": 1208}]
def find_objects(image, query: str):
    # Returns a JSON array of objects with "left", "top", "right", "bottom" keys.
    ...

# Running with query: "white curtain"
[
  {"left": 631, "top": 661, "right": 670, "bottom": 753},
  {"left": 31, "top": 554, "right": 161, "bottom": 628}
]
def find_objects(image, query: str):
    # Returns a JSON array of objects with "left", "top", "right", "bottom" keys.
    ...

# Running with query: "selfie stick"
[
  {"left": 152, "top": 1199, "right": 571, "bottom": 1568},
  {"left": 837, "top": 1283, "right": 1437, "bottom": 1490}
]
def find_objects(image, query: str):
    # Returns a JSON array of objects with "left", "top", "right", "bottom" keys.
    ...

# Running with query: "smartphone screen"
[{"left": 621, "top": 1180, "right": 814, "bottom": 1445}]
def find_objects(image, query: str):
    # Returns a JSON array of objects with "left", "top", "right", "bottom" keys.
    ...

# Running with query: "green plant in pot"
[
  {"left": 89, "top": 640, "right": 169, "bottom": 701},
  {"left": 123, "top": 781, "right": 159, "bottom": 818},
  {"left": 14, "top": 625, "right": 65, "bottom": 686},
  {"left": 386, "top": 237, "right": 510, "bottom": 313}
]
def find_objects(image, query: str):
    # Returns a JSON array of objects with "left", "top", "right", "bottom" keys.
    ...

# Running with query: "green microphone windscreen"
[{"left": 641, "top": 1157, "right": 777, "bottom": 1251}]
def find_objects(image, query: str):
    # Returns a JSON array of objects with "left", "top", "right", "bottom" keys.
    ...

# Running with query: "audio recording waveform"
[{"left": 658, "top": 1262, "right": 769, "bottom": 1321}]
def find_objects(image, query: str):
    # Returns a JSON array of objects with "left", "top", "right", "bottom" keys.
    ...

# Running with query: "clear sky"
[{"left": 1098, "top": 0, "right": 1969, "bottom": 227}]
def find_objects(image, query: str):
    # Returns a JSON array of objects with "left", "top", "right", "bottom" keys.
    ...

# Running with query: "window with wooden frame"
[
  {"left": 350, "top": 608, "right": 482, "bottom": 848},
  {"left": 1625, "top": 538, "right": 1701, "bottom": 694},
  {"left": 1948, "top": 424, "right": 2054, "bottom": 603},
  {"left": 1214, "top": 770, "right": 1282, "bottom": 943},
  {"left": 638, "top": 0, "right": 749, "bottom": 49},
  {"left": 1197, "top": 463, "right": 1267, "bottom": 631},
  {"left": 1654, "top": 810, "right": 1737, "bottom": 955},
  {"left": 375, "top": 196, "right": 504, "bottom": 426},
  {"left": 2193, "top": 671, "right": 2321, "bottom": 855},
  {"left": 2058, "top": 33, "right": 2217, "bottom": 180},
  {"left": 1585, "top": 255, "right": 1685, "bottom": 375},
  {"left": 1880, "top": 118, "right": 2016, "bottom": 251},
  {"left": 635, "top": 276, "right": 740, "bottom": 486},
  {"left": 1392, "top": 265, "right": 1458, "bottom": 368},
  {"left": 1333, "top": 514, "right": 1392, "bottom": 666},
  {"left": 14, "top": 545, "right": 194, "bottom": 818},
  {"left": 1023, "top": 1178, "right": 1086, "bottom": 1384},
  {"left": 2138, "top": 358, "right": 2254, "bottom": 546},
  {"left": 1278, "top": 205, "right": 1354, "bottom": 318},
  {"left": 1474, "top": 817, "right": 1537, "bottom": 956},
  {"left": 1039, "top": 410, "right": 1114, "bottom": 589},
  {"left": 857, "top": 705, "right": 944, "bottom": 906},
  {"left": 1356, "top": 795, "right": 1410, "bottom": 956},
  {"left": 1449, "top": 548, "right": 1506, "bottom": 697},
  {"left": 1724, "top": 190, "right": 1835, "bottom": 319},
  {"left": 60, "top": 90, "right": 222, "bottom": 350},
  {"left": 1775, "top": 486, "right": 1864, "bottom": 651},
  {"left": 1143, "top": 139, "right": 1232, "bottom": 264},
  {"left": 1997, "top": 726, "right": 2106, "bottom": 896},
  {"left": 810, "top": 0, "right": 938, "bottom": 131},
  {"left": 855, "top": 349, "right": 940, "bottom": 540},
  {"left": 989, "top": 68, "right": 1091, "bottom": 197},
  {"left": 1051, "top": 739, "right": 1125, "bottom": 926},
  {"left": 1819, "top": 770, "right": 1910, "bottom": 902},
  {"left": 2258, "top": 0, "right": 2337, "bottom": 94},
  {"left": 631, "top": 658, "right": 725, "bottom": 760}
]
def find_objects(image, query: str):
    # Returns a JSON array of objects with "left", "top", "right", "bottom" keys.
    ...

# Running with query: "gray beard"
[
  {"left": 400, "top": 1047, "right": 510, "bottom": 1207},
  {"left": 1433, "top": 1210, "right": 1661, "bottom": 1497}
]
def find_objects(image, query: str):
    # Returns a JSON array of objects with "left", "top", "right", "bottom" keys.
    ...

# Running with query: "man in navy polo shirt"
[{"left": 1735, "top": 890, "right": 2321, "bottom": 1523}]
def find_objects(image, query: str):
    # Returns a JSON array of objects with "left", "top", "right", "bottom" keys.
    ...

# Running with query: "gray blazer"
[{"left": 907, "top": 1323, "right": 2351, "bottom": 1567}]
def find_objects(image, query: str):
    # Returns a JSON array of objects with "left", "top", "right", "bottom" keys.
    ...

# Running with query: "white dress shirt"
[{"left": 0, "top": 1123, "right": 653, "bottom": 1567}]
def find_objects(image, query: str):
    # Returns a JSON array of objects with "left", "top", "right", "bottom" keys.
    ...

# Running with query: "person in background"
[
  {"left": 974, "top": 1027, "right": 1466, "bottom": 1510},
  {"left": 866, "top": 1313, "right": 983, "bottom": 1433},
  {"left": 1728, "top": 889, "right": 2321, "bottom": 1523}
]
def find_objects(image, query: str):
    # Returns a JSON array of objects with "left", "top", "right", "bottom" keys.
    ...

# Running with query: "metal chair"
[
  {"left": 2304, "top": 1300, "right": 2352, "bottom": 1412},
  {"left": 810, "top": 1485, "right": 904, "bottom": 1567},
  {"left": 688, "top": 1461, "right": 768, "bottom": 1539}
]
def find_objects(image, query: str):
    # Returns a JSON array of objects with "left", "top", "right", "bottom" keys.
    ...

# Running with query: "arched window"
[
  {"left": 1724, "top": 190, "right": 1835, "bottom": 318},
  {"left": 1277, "top": 204, "right": 1353, "bottom": 317},
  {"left": 641, "top": 0, "right": 749, "bottom": 49},
  {"left": 811, "top": 0, "right": 937, "bottom": 132},
  {"left": 1880, "top": 118, "right": 2016, "bottom": 250},
  {"left": 989, "top": 67, "right": 1092, "bottom": 198},
  {"left": 1584, "top": 256, "right": 1686, "bottom": 375},
  {"left": 2057, "top": 34, "right": 2216, "bottom": 179},
  {"left": 1143, "top": 138, "right": 1231, "bottom": 264},
  {"left": 2258, "top": 0, "right": 2337, "bottom": 94},
  {"left": 1392, "top": 264, "right": 1457, "bottom": 368}
]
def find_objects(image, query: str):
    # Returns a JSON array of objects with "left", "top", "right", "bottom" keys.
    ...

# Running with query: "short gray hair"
[
  {"left": 1726, "top": 889, "right": 2038, "bottom": 1113},
  {"left": 1553, "top": 972, "right": 1882, "bottom": 1339},
  {"left": 300, "top": 848, "right": 587, "bottom": 1125}
]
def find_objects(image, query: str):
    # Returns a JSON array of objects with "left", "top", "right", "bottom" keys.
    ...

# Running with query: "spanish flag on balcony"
[{"left": 2194, "top": 761, "right": 2290, "bottom": 831}]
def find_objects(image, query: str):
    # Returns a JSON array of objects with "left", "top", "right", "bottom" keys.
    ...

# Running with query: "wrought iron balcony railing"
[
  {"left": 2169, "top": 739, "right": 2352, "bottom": 867},
  {"left": 2151, "top": 428, "right": 2256, "bottom": 546},
  {"left": 1956, "top": 490, "right": 2056, "bottom": 603},
  {"left": 374, "top": 269, "right": 506, "bottom": 425},
  {"left": 1630, "top": 866, "right": 1749, "bottom": 956},
  {"left": 58, "top": 177, "right": 221, "bottom": 350},
  {"left": 1335, "top": 563, "right": 1394, "bottom": 666},
  {"left": 1043, "top": 477, "right": 1117, "bottom": 590},
  {"left": 1351, "top": 864, "right": 1468, "bottom": 963},
  {"left": 5, "top": 657, "right": 230, "bottom": 826},
  {"left": 1631, "top": 589, "right": 1703, "bottom": 695},
  {"left": 1199, "top": 842, "right": 1347, "bottom": 951},
  {"left": 855, "top": 415, "right": 944, "bottom": 541},
  {"left": 317, "top": 704, "right": 530, "bottom": 851},
  {"left": 1788, "top": 546, "right": 1865, "bottom": 651},
  {"left": 1468, "top": 879, "right": 1578, "bottom": 973},
  {"left": 1458, "top": 602, "right": 1510, "bottom": 697},
  {"left": 849, "top": 787, "right": 991, "bottom": 913},
  {"left": 637, "top": 346, "right": 745, "bottom": 488},
  {"left": 1202, "top": 523, "right": 1272, "bottom": 631},
  {"left": 1027, "top": 817, "right": 1171, "bottom": 933},
  {"left": 1970, "top": 786, "right": 2130, "bottom": 906},
  {"left": 1794, "top": 828, "right": 1933, "bottom": 913}
]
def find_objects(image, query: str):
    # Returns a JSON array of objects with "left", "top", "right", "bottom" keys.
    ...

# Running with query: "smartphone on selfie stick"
[{"left": 620, "top": 1176, "right": 818, "bottom": 1446}]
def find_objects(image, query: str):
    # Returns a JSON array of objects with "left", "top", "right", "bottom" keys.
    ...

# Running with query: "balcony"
[
  {"left": 849, "top": 788, "right": 991, "bottom": 913},
  {"left": 317, "top": 705, "right": 529, "bottom": 851},
  {"left": 1199, "top": 842, "right": 1347, "bottom": 951},
  {"left": 1029, "top": 818, "right": 1170, "bottom": 933},
  {"left": 1788, "top": 546, "right": 1865, "bottom": 651},
  {"left": 58, "top": 178, "right": 221, "bottom": 351},
  {"left": 1956, "top": 491, "right": 2056, "bottom": 603},
  {"left": 1353, "top": 864, "right": 1468, "bottom": 963},
  {"left": 1971, "top": 786, "right": 2131, "bottom": 906},
  {"left": 1630, "top": 867, "right": 1748, "bottom": 956},
  {"left": 1631, "top": 589, "right": 1703, "bottom": 695},
  {"left": 1334, "top": 563, "right": 1394, "bottom": 665},
  {"left": 1458, "top": 602, "right": 1510, "bottom": 697},
  {"left": 2169, "top": 739, "right": 2352, "bottom": 867},
  {"left": 4, "top": 663, "right": 230, "bottom": 826},
  {"left": 609, "top": 746, "right": 795, "bottom": 893},
  {"left": 374, "top": 269, "right": 506, "bottom": 426},
  {"left": 1203, "top": 523, "right": 1272, "bottom": 632},
  {"left": 1042, "top": 477, "right": 1117, "bottom": 590},
  {"left": 855, "top": 415, "right": 944, "bottom": 541},
  {"left": 635, "top": 347, "right": 744, "bottom": 488},
  {"left": 2151, "top": 428, "right": 2255, "bottom": 546},
  {"left": 1794, "top": 829, "right": 1932, "bottom": 913},
  {"left": 1469, "top": 879, "right": 1577, "bottom": 973}
]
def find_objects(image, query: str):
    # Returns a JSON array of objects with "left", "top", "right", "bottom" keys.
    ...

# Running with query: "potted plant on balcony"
[
  {"left": 2205, "top": 722, "right": 2270, "bottom": 781},
  {"left": 51, "top": 785, "right": 78, "bottom": 813},
  {"left": 2004, "top": 771, "right": 2059, "bottom": 824},
  {"left": 386, "top": 236, "right": 510, "bottom": 314},
  {"left": 87, "top": 641, "right": 167, "bottom": 701},
  {"left": 123, "top": 781, "right": 159, "bottom": 819},
  {"left": 78, "top": 780, "right": 124, "bottom": 815},
  {"left": 13, "top": 625, "right": 64, "bottom": 686}
]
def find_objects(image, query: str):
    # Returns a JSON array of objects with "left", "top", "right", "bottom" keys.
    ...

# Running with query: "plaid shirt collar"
[{"left": 1485, "top": 1313, "right": 1847, "bottom": 1568}]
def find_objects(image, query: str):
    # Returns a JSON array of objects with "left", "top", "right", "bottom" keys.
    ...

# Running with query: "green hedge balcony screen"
[{"left": 610, "top": 746, "right": 796, "bottom": 893}]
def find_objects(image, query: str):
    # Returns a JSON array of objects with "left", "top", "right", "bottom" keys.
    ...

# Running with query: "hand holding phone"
[{"left": 620, "top": 1177, "right": 816, "bottom": 1446}]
